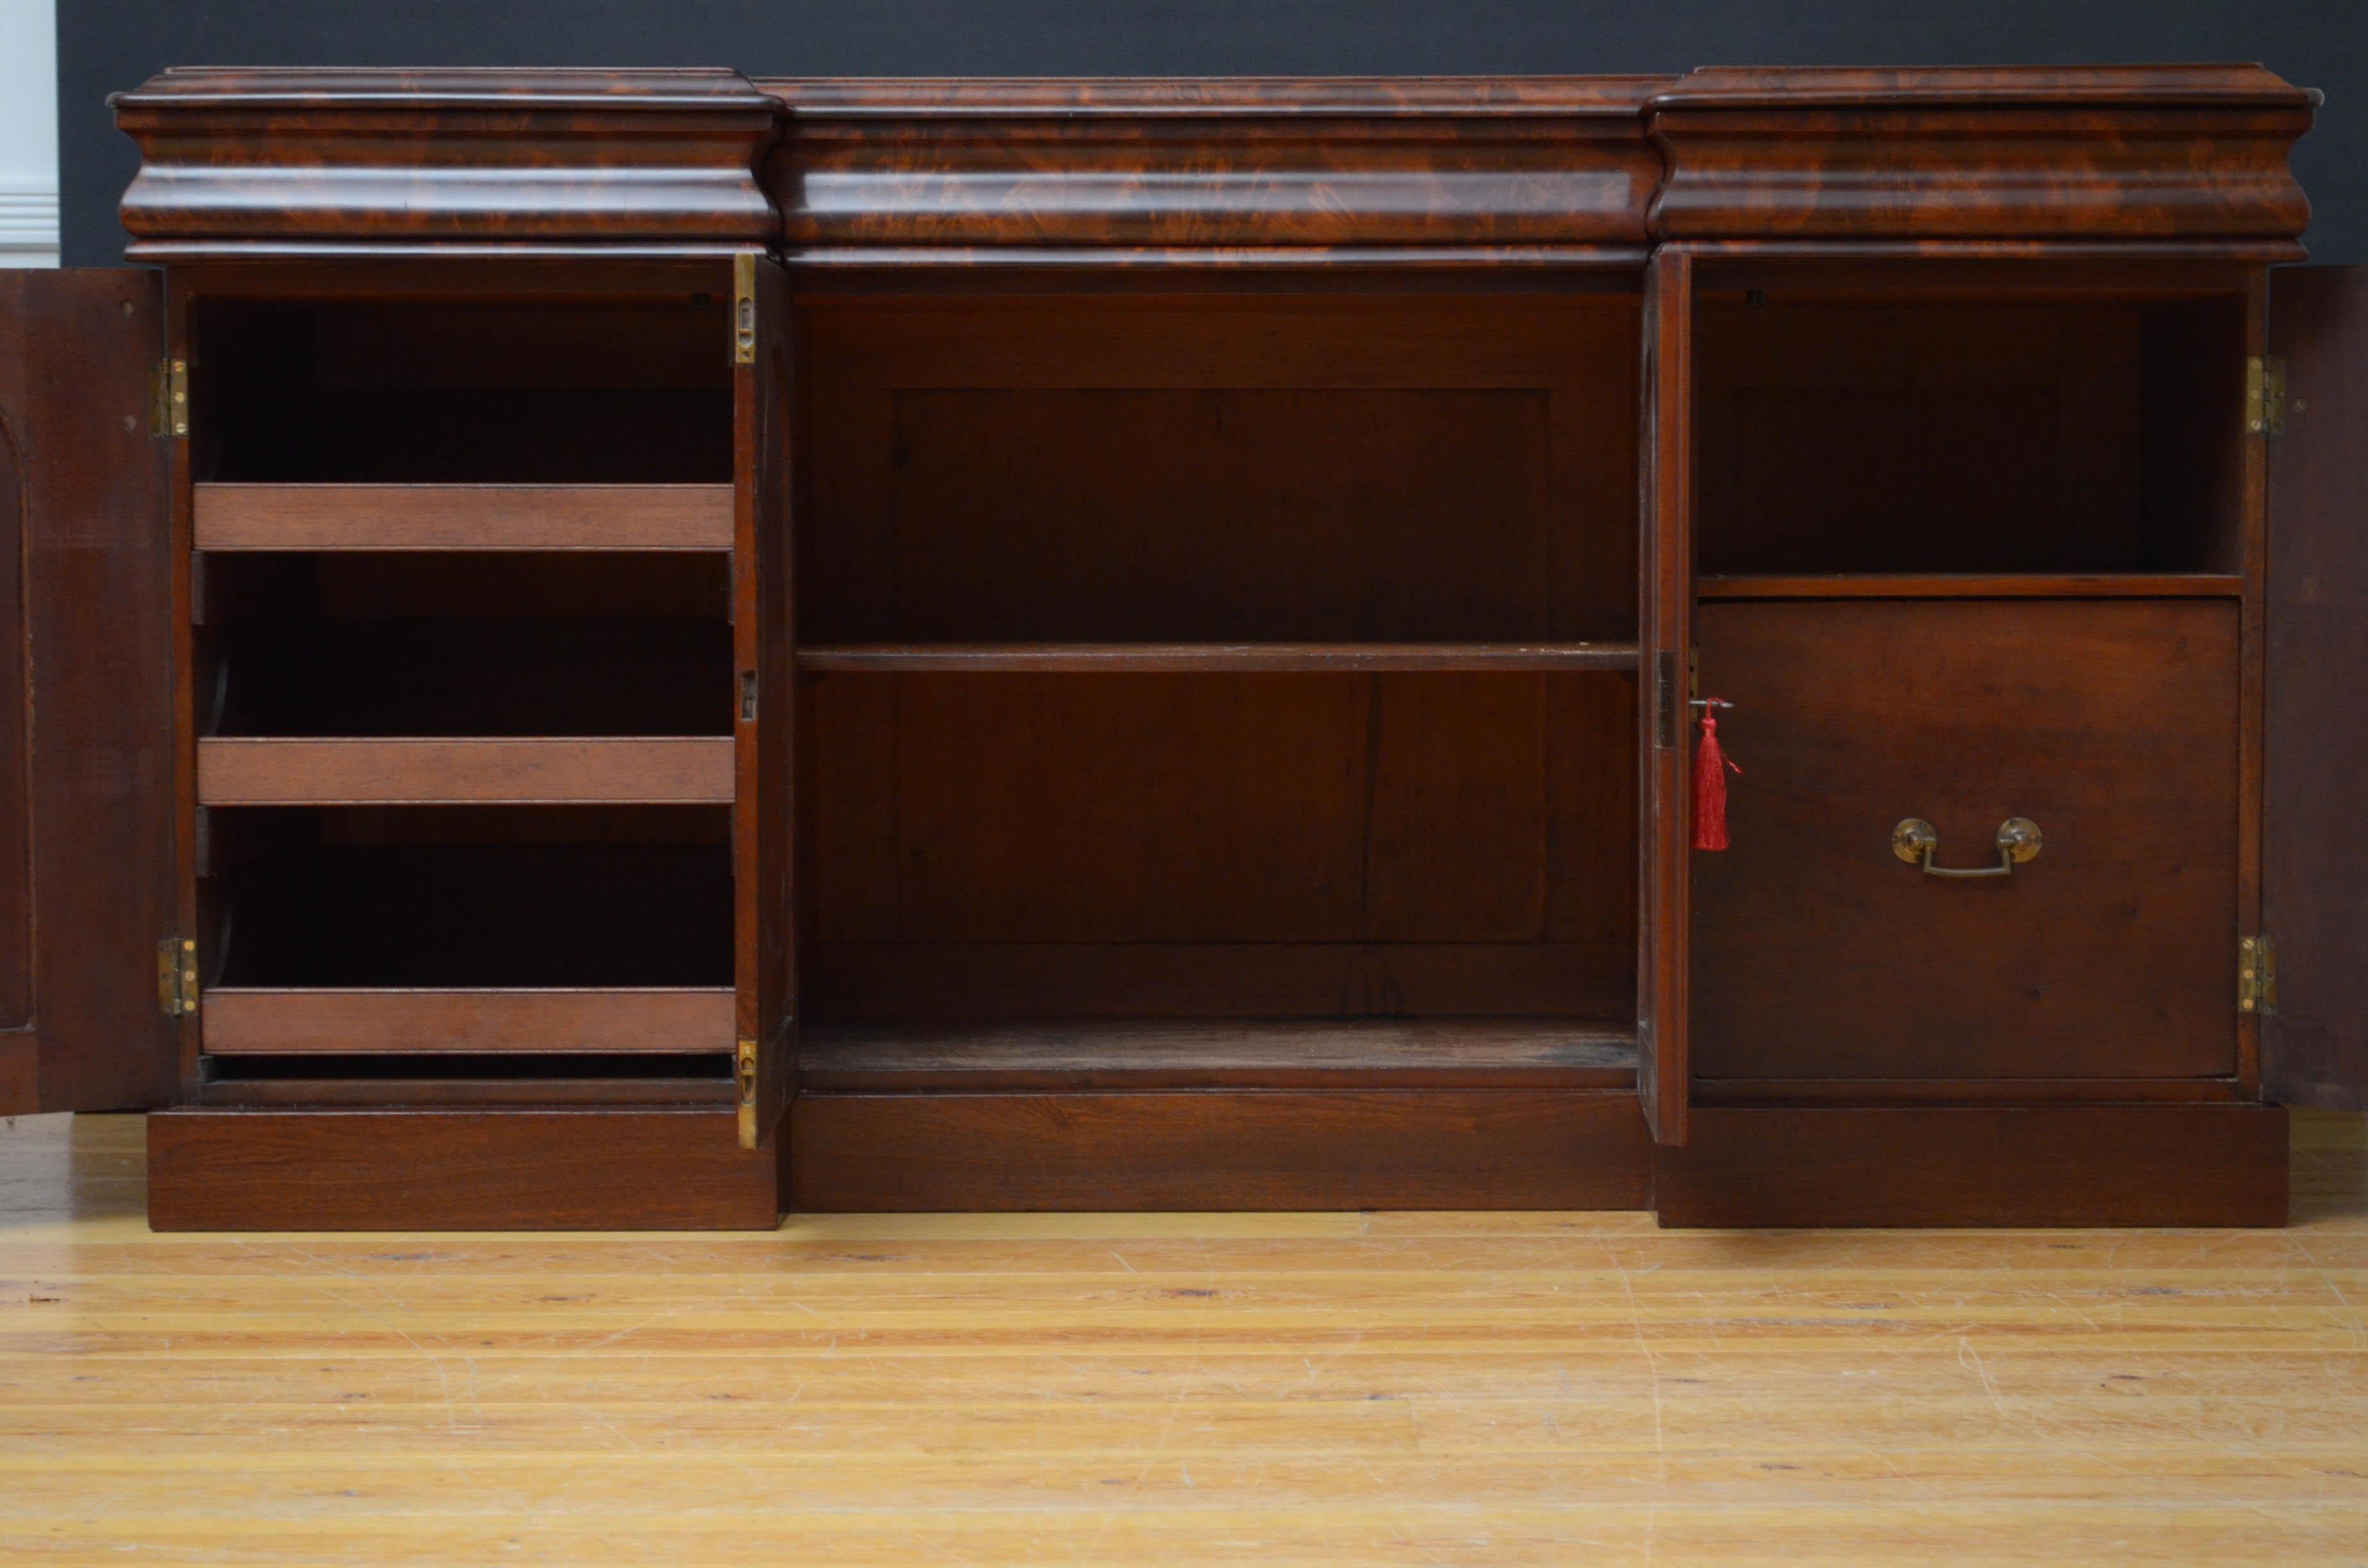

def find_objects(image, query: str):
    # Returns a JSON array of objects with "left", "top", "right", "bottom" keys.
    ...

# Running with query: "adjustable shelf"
[
  {"left": 797, "top": 641, "right": 1641, "bottom": 673},
  {"left": 193, "top": 483, "right": 736, "bottom": 553},
  {"left": 201, "top": 986, "right": 736, "bottom": 1056},
  {"left": 208, "top": 990, "right": 734, "bottom": 1061},
  {"left": 197, "top": 737, "right": 737, "bottom": 806},
  {"left": 1699, "top": 573, "right": 2245, "bottom": 601},
  {"left": 800, "top": 1018, "right": 1639, "bottom": 1092}
]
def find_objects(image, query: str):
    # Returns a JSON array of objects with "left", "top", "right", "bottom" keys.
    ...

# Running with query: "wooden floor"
[{"left": 1, "top": 1113, "right": 2362, "bottom": 1564}]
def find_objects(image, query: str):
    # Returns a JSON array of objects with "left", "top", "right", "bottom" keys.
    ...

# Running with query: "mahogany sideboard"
[{"left": 0, "top": 65, "right": 2360, "bottom": 1229}]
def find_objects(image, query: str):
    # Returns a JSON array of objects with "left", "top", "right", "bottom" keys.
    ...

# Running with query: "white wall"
[{"left": 0, "top": 0, "right": 57, "bottom": 266}]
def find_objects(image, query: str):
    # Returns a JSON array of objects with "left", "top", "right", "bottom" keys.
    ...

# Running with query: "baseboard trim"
[
  {"left": 1655, "top": 1104, "right": 2289, "bottom": 1228},
  {"left": 790, "top": 1088, "right": 1654, "bottom": 1211},
  {"left": 148, "top": 1107, "right": 779, "bottom": 1230}
]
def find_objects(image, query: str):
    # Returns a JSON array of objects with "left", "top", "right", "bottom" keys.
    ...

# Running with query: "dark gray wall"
[{"left": 58, "top": 0, "right": 2368, "bottom": 266}]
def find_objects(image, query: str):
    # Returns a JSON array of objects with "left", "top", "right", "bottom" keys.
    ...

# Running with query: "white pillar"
[{"left": 0, "top": 0, "right": 58, "bottom": 267}]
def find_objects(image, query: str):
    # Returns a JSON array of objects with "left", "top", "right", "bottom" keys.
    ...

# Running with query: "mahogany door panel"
[
  {"left": 1637, "top": 249, "right": 1693, "bottom": 1142},
  {"left": 1693, "top": 598, "right": 2241, "bottom": 1083},
  {"left": 2265, "top": 264, "right": 2368, "bottom": 1109},
  {"left": 0, "top": 270, "right": 178, "bottom": 1113},
  {"left": 0, "top": 376, "right": 28, "bottom": 1036},
  {"left": 736, "top": 254, "right": 795, "bottom": 1157}
]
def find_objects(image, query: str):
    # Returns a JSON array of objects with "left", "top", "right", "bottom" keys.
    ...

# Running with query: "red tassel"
[{"left": 1691, "top": 703, "right": 1740, "bottom": 852}]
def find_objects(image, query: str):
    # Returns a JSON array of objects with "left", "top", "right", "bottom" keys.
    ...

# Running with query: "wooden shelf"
[
  {"left": 196, "top": 737, "right": 736, "bottom": 806},
  {"left": 795, "top": 642, "right": 1641, "bottom": 673},
  {"left": 201, "top": 988, "right": 737, "bottom": 1056},
  {"left": 193, "top": 483, "right": 736, "bottom": 552},
  {"left": 799, "top": 1018, "right": 1638, "bottom": 1091},
  {"left": 1698, "top": 573, "right": 2245, "bottom": 601}
]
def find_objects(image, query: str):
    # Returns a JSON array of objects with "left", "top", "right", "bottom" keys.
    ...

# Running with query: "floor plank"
[{"left": 0, "top": 1109, "right": 2362, "bottom": 1564}]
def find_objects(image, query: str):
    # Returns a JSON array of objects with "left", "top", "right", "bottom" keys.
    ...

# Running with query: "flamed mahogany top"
[
  {"left": 1647, "top": 64, "right": 2317, "bottom": 241},
  {"left": 1650, "top": 63, "right": 2321, "bottom": 110},
  {"left": 111, "top": 65, "right": 2317, "bottom": 257},
  {"left": 765, "top": 77, "right": 1675, "bottom": 116},
  {"left": 113, "top": 67, "right": 781, "bottom": 259},
  {"left": 112, "top": 65, "right": 780, "bottom": 111}
]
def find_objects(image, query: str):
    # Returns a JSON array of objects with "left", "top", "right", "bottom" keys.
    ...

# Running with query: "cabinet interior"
[
  {"left": 1693, "top": 281, "right": 2251, "bottom": 578},
  {"left": 202, "top": 805, "right": 735, "bottom": 990},
  {"left": 195, "top": 553, "right": 733, "bottom": 739},
  {"left": 189, "top": 296, "right": 735, "bottom": 484},
  {"left": 797, "top": 293, "right": 1641, "bottom": 646},
  {"left": 180, "top": 272, "right": 2254, "bottom": 1097},
  {"left": 795, "top": 288, "right": 1645, "bottom": 1079}
]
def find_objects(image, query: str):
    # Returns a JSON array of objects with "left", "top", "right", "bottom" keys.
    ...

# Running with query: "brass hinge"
[
  {"left": 149, "top": 357, "right": 188, "bottom": 439},
  {"left": 732, "top": 253, "right": 758, "bottom": 366},
  {"left": 735, "top": 1038, "right": 760, "bottom": 1148},
  {"left": 156, "top": 937, "right": 199, "bottom": 1017},
  {"left": 2245, "top": 355, "right": 2286, "bottom": 436},
  {"left": 2239, "top": 934, "right": 2278, "bottom": 1015}
]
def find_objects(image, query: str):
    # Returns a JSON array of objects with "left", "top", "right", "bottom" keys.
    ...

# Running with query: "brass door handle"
[{"left": 1891, "top": 817, "right": 2043, "bottom": 878}]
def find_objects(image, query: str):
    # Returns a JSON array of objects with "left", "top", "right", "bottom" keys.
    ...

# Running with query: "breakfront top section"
[
  {"left": 762, "top": 76, "right": 1671, "bottom": 251},
  {"left": 111, "top": 65, "right": 2319, "bottom": 259},
  {"left": 1648, "top": 65, "right": 2319, "bottom": 243},
  {"left": 111, "top": 67, "right": 782, "bottom": 259}
]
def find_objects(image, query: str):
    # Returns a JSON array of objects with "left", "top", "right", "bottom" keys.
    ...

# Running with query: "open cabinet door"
[
  {"left": 734, "top": 254, "right": 797, "bottom": 1159},
  {"left": 1637, "top": 250, "right": 1693, "bottom": 1144},
  {"left": 0, "top": 270, "right": 177, "bottom": 1116},
  {"left": 2265, "top": 264, "right": 2368, "bottom": 1110}
]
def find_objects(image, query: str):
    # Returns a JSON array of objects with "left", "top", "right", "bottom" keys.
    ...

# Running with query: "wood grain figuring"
[
  {"left": 192, "top": 484, "right": 736, "bottom": 551},
  {"left": 113, "top": 68, "right": 780, "bottom": 260},
  {"left": 196, "top": 737, "right": 736, "bottom": 804},
  {"left": 200, "top": 988, "right": 737, "bottom": 1056},
  {"left": 1655, "top": 1105, "right": 2289, "bottom": 1227},
  {"left": 1649, "top": 65, "right": 2316, "bottom": 241},
  {"left": 2265, "top": 266, "right": 2368, "bottom": 1111},
  {"left": 766, "top": 76, "right": 1668, "bottom": 248},
  {"left": 798, "top": 642, "right": 1641, "bottom": 672},
  {"left": 1693, "top": 600, "right": 2242, "bottom": 1082},
  {"left": 145, "top": 1109, "right": 777, "bottom": 1229},
  {"left": 799, "top": 1018, "right": 1638, "bottom": 1091},
  {"left": 4, "top": 1111, "right": 2365, "bottom": 1558},
  {"left": 792, "top": 1090, "right": 1654, "bottom": 1211},
  {"left": 102, "top": 65, "right": 2322, "bottom": 262}
]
